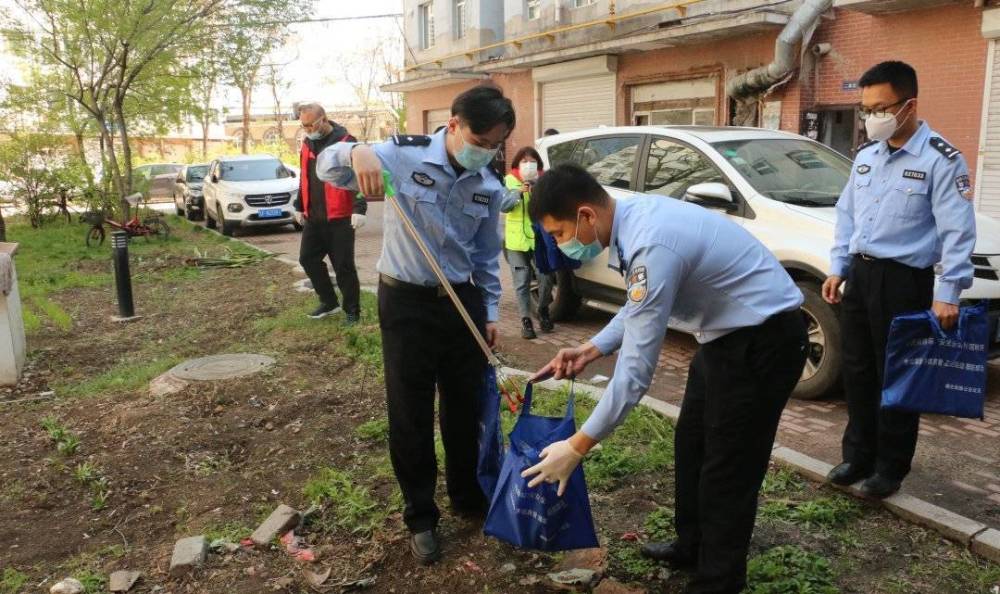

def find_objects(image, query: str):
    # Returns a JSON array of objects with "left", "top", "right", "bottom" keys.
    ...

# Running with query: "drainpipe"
[{"left": 726, "top": 0, "right": 833, "bottom": 108}]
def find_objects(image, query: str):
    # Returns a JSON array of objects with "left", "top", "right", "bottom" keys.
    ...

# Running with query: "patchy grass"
[
  {"left": 609, "top": 542, "right": 661, "bottom": 582},
  {"left": 745, "top": 545, "right": 838, "bottom": 594},
  {"left": 643, "top": 506, "right": 675, "bottom": 542},
  {"left": 41, "top": 416, "right": 80, "bottom": 455},
  {"left": 0, "top": 568, "right": 29, "bottom": 594},
  {"left": 759, "top": 494, "right": 860, "bottom": 530},
  {"left": 302, "top": 467, "right": 391, "bottom": 536},
  {"left": 204, "top": 521, "right": 253, "bottom": 544},
  {"left": 73, "top": 569, "right": 107, "bottom": 594},
  {"left": 60, "top": 355, "right": 182, "bottom": 398},
  {"left": 355, "top": 418, "right": 390, "bottom": 442},
  {"left": 761, "top": 466, "right": 807, "bottom": 497}
]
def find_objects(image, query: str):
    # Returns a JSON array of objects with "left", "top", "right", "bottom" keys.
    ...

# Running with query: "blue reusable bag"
[
  {"left": 483, "top": 382, "right": 599, "bottom": 551},
  {"left": 881, "top": 302, "right": 989, "bottom": 419},
  {"left": 478, "top": 366, "right": 505, "bottom": 498},
  {"left": 532, "top": 222, "right": 581, "bottom": 274}
]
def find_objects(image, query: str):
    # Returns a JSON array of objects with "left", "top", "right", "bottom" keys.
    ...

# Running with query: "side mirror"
[
  {"left": 684, "top": 182, "right": 737, "bottom": 212},
  {"left": 210, "top": 174, "right": 218, "bottom": 183},
  {"left": 288, "top": 169, "right": 297, "bottom": 178}
]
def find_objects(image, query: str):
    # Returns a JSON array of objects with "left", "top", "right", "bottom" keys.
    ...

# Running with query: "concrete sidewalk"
[{"left": 237, "top": 201, "right": 1000, "bottom": 535}]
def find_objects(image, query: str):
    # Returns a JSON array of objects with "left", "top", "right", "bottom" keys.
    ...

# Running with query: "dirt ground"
[{"left": 1, "top": 218, "right": 998, "bottom": 594}]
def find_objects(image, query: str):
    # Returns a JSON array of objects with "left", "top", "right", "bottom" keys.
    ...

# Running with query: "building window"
[
  {"left": 574, "top": 0, "right": 596, "bottom": 7},
  {"left": 454, "top": 0, "right": 466, "bottom": 40},
  {"left": 526, "top": 0, "right": 540, "bottom": 20},
  {"left": 419, "top": 2, "right": 435, "bottom": 50}
]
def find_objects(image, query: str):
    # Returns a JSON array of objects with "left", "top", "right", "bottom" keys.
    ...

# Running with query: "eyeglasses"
[{"left": 858, "top": 99, "right": 911, "bottom": 121}]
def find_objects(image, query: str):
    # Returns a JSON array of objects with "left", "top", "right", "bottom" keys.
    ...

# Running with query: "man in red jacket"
[{"left": 297, "top": 103, "right": 368, "bottom": 322}]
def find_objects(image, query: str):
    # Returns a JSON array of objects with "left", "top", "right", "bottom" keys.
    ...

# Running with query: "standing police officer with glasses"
[
  {"left": 823, "top": 61, "right": 976, "bottom": 499},
  {"left": 316, "top": 85, "right": 515, "bottom": 564},
  {"left": 522, "top": 164, "right": 807, "bottom": 594}
]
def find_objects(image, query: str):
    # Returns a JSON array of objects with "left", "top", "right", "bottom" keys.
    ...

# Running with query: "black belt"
[
  {"left": 379, "top": 273, "right": 471, "bottom": 298},
  {"left": 852, "top": 254, "right": 933, "bottom": 273}
]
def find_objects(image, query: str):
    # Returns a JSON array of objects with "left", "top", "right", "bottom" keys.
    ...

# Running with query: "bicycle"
[{"left": 84, "top": 209, "right": 170, "bottom": 247}]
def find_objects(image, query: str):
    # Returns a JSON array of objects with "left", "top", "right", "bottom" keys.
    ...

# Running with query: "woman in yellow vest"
[{"left": 504, "top": 147, "right": 555, "bottom": 339}]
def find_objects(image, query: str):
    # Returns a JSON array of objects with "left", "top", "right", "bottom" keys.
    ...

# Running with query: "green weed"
[
  {"left": 303, "top": 467, "right": 387, "bottom": 536},
  {"left": 32, "top": 295, "right": 72, "bottom": 330},
  {"left": 356, "top": 418, "right": 390, "bottom": 442},
  {"left": 0, "top": 568, "right": 29, "bottom": 594},
  {"left": 609, "top": 544, "right": 660, "bottom": 582},
  {"left": 73, "top": 462, "right": 98, "bottom": 484},
  {"left": 204, "top": 521, "right": 253, "bottom": 544},
  {"left": 62, "top": 355, "right": 181, "bottom": 397},
  {"left": 643, "top": 507, "right": 675, "bottom": 542},
  {"left": 759, "top": 495, "right": 859, "bottom": 530},
  {"left": 761, "top": 467, "right": 806, "bottom": 497},
  {"left": 745, "top": 545, "right": 837, "bottom": 594},
  {"left": 57, "top": 434, "right": 80, "bottom": 456},
  {"left": 89, "top": 478, "right": 110, "bottom": 511},
  {"left": 22, "top": 305, "right": 41, "bottom": 333},
  {"left": 41, "top": 416, "right": 80, "bottom": 455},
  {"left": 73, "top": 569, "right": 106, "bottom": 594}
]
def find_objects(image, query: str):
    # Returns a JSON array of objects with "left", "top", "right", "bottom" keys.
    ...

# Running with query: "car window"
[
  {"left": 149, "top": 164, "right": 182, "bottom": 176},
  {"left": 644, "top": 138, "right": 726, "bottom": 199},
  {"left": 187, "top": 165, "right": 209, "bottom": 182},
  {"left": 711, "top": 139, "right": 851, "bottom": 206},
  {"left": 546, "top": 140, "right": 580, "bottom": 168},
  {"left": 219, "top": 159, "right": 291, "bottom": 182},
  {"left": 578, "top": 136, "right": 641, "bottom": 190}
]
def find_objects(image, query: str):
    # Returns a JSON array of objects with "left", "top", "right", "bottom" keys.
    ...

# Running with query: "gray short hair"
[{"left": 296, "top": 102, "right": 326, "bottom": 119}]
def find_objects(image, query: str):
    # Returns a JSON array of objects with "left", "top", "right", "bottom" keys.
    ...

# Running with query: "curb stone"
[{"left": 500, "top": 367, "right": 1000, "bottom": 564}]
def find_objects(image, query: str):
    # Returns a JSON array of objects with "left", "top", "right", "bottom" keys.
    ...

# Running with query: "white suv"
[
  {"left": 537, "top": 126, "right": 1000, "bottom": 400},
  {"left": 203, "top": 155, "right": 300, "bottom": 236}
]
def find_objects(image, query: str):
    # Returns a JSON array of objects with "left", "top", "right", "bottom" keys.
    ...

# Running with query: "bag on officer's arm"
[
  {"left": 881, "top": 302, "right": 989, "bottom": 419},
  {"left": 483, "top": 382, "right": 599, "bottom": 551}
]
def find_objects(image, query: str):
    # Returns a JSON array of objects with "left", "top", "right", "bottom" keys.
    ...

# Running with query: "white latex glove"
[
  {"left": 521, "top": 439, "right": 584, "bottom": 496},
  {"left": 351, "top": 213, "right": 366, "bottom": 230}
]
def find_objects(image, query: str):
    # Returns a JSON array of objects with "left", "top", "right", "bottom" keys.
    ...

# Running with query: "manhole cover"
[{"left": 170, "top": 354, "right": 275, "bottom": 381}]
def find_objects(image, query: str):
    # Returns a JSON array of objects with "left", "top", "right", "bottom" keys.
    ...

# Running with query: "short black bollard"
[{"left": 111, "top": 230, "right": 135, "bottom": 319}]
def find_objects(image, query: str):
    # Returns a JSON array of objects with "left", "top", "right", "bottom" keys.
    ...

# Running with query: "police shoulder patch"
[
  {"left": 929, "top": 137, "right": 961, "bottom": 160},
  {"left": 392, "top": 134, "right": 432, "bottom": 147},
  {"left": 627, "top": 265, "right": 648, "bottom": 304},
  {"left": 856, "top": 139, "right": 878, "bottom": 152},
  {"left": 955, "top": 174, "right": 973, "bottom": 200}
]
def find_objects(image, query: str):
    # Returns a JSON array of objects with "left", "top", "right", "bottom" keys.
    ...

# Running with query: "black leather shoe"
[
  {"left": 827, "top": 462, "right": 872, "bottom": 486},
  {"left": 640, "top": 541, "right": 697, "bottom": 570},
  {"left": 521, "top": 317, "right": 537, "bottom": 340},
  {"left": 409, "top": 529, "right": 442, "bottom": 565},
  {"left": 860, "top": 474, "right": 901, "bottom": 499}
]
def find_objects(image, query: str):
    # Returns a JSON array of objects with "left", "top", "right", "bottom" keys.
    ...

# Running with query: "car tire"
[
  {"left": 219, "top": 208, "right": 236, "bottom": 237},
  {"left": 292, "top": 221, "right": 303, "bottom": 232},
  {"left": 205, "top": 208, "right": 217, "bottom": 230},
  {"left": 186, "top": 207, "right": 198, "bottom": 221},
  {"left": 792, "top": 281, "right": 842, "bottom": 401},
  {"left": 549, "top": 269, "right": 582, "bottom": 322}
]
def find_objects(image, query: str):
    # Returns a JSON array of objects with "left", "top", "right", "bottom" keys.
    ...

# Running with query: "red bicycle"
[{"left": 84, "top": 210, "right": 170, "bottom": 247}]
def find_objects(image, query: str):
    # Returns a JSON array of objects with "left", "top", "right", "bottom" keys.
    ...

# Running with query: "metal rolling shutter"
[
  {"left": 425, "top": 108, "right": 451, "bottom": 134},
  {"left": 541, "top": 74, "right": 616, "bottom": 134},
  {"left": 977, "top": 40, "right": 1000, "bottom": 217}
]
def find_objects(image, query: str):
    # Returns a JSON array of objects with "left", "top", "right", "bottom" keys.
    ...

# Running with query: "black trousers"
[
  {"left": 674, "top": 309, "right": 808, "bottom": 594},
  {"left": 841, "top": 255, "right": 934, "bottom": 480},
  {"left": 378, "top": 277, "right": 488, "bottom": 533},
  {"left": 299, "top": 218, "right": 360, "bottom": 315}
]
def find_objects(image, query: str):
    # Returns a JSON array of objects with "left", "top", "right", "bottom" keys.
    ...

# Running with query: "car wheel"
[
  {"left": 291, "top": 221, "right": 303, "bottom": 231},
  {"left": 205, "top": 207, "right": 217, "bottom": 229},
  {"left": 175, "top": 200, "right": 184, "bottom": 217},
  {"left": 792, "top": 281, "right": 842, "bottom": 401},
  {"left": 220, "top": 207, "right": 236, "bottom": 237},
  {"left": 186, "top": 207, "right": 198, "bottom": 221},
  {"left": 549, "top": 269, "right": 582, "bottom": 322}
]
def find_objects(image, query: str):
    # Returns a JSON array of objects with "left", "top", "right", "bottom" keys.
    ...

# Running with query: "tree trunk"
[
  {"left": 240, "top": 82, "right": 254, "bottom": 155},
  {"left": 0, "top": 209, "right": 8, "bottom": 242}
]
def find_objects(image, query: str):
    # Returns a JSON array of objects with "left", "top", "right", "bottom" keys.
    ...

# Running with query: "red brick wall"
[
  {"left": 404, "top": 81, "right": 481, "bottom": 135},
  {"left": 807, "top": 5, "right": 987, "bottom": 164}
]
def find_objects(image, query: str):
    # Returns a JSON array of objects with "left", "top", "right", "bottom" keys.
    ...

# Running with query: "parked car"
[
  {"left": 173, "top": 164, "right": 209, "bottom": 221},
  {"left": 537, "top": 126, "right": 1000, "bottom": 400},
  {"left": 202, "top": 155, "right": 299, "bottom": 236},
  {"left": 133, "top": 163, "right": 183, "bottom": 203}
]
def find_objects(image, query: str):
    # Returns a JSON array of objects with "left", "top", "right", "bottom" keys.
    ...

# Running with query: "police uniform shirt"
[
  {"left": 830, "top": 121, "right": 976, "bottom": 304},
  {"left": 315, "top": 130, "right": 508, "bottom": 322},
  {"left": 581, "top": 195, "right": 804, "bottom": 441}
]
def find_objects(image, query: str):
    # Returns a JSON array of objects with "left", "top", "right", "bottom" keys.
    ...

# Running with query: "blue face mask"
[
  {"left": 558, "top": 211, "right": 603, "bottom": 262},
  {"left": 454, "top": 129, "right": 499, "bottom": 170}
]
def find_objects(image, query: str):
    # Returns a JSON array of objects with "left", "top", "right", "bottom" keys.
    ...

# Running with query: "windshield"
[
  {"left": 149, "top": 164, "right": 182, "bottom": 176},
  {"left": 187, "top": 165, "right": 209, "bottom": 182},
  {"left": 220, "top": 159, "right": 291, "bottom": 182},
  {"left": 711, "top": 139, "right": 851, "bottom": 206}
]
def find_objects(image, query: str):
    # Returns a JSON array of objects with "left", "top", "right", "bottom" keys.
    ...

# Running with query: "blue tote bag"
[
  {"left": 881, "top": 302, "right": 989, "bottom": 419},
  {"left": 483, "top": 382, "right": 599, "bottom": 551},
  {"left": 478, "top": 366, "right": 505, "bottom": 498}
]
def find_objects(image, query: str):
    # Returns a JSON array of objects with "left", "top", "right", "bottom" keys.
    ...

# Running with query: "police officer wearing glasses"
[
  {"left": 823, "top": 61, "right": 976, "bottom": 498},
  {"left": 315, "top": 85, "right": 515, "bottom": 564}
]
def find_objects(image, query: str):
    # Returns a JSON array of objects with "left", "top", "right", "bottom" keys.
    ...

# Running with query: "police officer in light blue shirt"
[
  {"left": 823, "top": 62, "right": 976, "bottom": 500},
  {"left": 316, "top": 85, "right": 516, "bottom": 565},
  {"left": 520, "top": 165, "right": 807, "bottom": 594}
]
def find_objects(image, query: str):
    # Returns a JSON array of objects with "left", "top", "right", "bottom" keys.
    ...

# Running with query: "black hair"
[
  {"left": 451, "top": 84, "right": 516, "bottom": 135},
  {"left": 511, "top": 146, "right": 543, "bottom": 170},
  {"left": 528, "top": 164, "right": 609, "bottom": 222},
  {"left": 543, "top": 128, "right": 560, "bottom": 136},
  {"left": 433, "top": 125, "right": 446, "bottom": 133},
  {"left": 859, "top": 61, "right": 918, "bottom": 99}
]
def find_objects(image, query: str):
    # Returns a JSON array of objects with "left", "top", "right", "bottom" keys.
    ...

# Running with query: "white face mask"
[
  {"left": 520, "top": 161, "right": 538, "bottom": 181},
  {"left": 865, "top": 99, "right": 913, "bottom": 142}
]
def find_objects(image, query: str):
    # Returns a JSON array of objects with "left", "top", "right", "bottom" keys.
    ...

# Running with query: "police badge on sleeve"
[
  {"left": 627, "top": 266, "right": 647, "bottom": 303},
  {"left": 955, "top": 174, "right": 973, "bottom": 200}
]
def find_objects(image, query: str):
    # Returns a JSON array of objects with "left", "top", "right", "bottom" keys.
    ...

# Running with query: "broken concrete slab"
[
  {"left": 882, "top": 493, "right": 987, "bottom": 545},
  {"left": 149, "top": 372, "right": 188, "bottom": 397},
  {"left": 251, "top": 504, "right": 301, "bottom": 546},
  {"left": 553, "top": 547, "right": 608, "bottom": 579},
  {"left": 169, "top": 535, "right": 208, "bottom": 576},
  {"left": 971, "top": 528, "right": 1000, "bottom": 563},
  {"left": 49, "top": 579, "right": 83, "bottom": 594},
  {"left": 109, "top": 570, "right": 141, "bottom": 592},
  {"left": 547, "top": 568, "right": 597, "bottom": 590}
]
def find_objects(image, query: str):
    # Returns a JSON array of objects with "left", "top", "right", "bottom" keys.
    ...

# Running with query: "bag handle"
[
  {"left": 924, "top": 301, "right": 986, "bottom": 341},
  {"left": 521, "top": 379, "right": 576, "bottom": 419},
  {"left": 924, "top": 309, "right": 948, "bottom": 340}
]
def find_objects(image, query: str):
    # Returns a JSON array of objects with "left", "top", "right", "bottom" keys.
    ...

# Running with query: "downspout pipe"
[{"left": 726, "top": 0, "right": 833, "bottom": 100}]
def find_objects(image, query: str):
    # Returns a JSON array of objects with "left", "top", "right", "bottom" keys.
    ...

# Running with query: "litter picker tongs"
[{"left": 372, "top": 172, "right": 525, "bottom": 412}]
